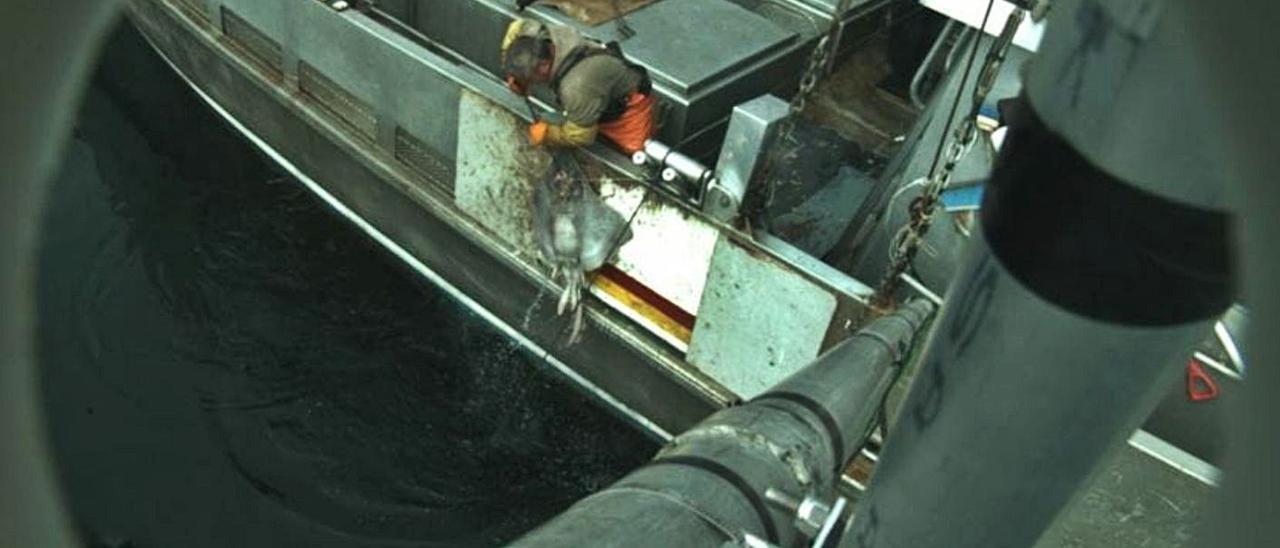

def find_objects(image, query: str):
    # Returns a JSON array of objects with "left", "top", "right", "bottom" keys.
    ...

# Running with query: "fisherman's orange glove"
[{"left": 528, "top": 120, "right": 549, "bottom": 146}]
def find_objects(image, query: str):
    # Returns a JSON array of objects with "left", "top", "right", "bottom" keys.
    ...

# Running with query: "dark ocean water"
[{"left": 37, "top": 24, "right": 654, "bottom": 548}]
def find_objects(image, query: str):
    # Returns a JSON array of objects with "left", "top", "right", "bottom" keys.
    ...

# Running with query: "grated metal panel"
[
  {"left": 395, "top": 127, "right": 455, "bottom": 194},
  {"left": 298, "top": 61, "right": 378, "bottom": 143},
  {"left": 221, "top": 8, "right": 283, "bottom": 75}
]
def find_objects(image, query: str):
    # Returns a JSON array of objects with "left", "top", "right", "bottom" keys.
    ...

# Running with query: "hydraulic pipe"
[
  {"left": 513, "top": 300, "right": 935, "bottom": 547},
  {"left": 843, "top": 1, "right": 1235, "bottom": 546}
]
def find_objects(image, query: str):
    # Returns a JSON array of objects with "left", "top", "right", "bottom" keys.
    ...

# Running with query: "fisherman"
[{"left": 499, "top": 16, "right": 654, "bottom": 153}]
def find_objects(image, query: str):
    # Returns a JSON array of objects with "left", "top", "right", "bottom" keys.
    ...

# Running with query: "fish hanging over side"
[{"left": 531, "top": 152, "right": 632, "bottom": 344}]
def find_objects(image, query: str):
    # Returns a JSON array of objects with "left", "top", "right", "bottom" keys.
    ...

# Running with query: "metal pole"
[
  {"left": 513, "top": 300, "right": 934, "bottom": 547},
  {"left": 843, "top": 1, "right": 1235, "bottom": 546},
  {"left": 909, "top": 19, "right": 957, "bottom": 109}
]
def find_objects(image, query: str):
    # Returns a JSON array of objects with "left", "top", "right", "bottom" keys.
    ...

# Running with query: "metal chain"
[
  {"left": 871, "top": 121, "right": 977, "bottom": 311},
  {"left": 791, "top": 34, "right": 834, "bottom": 116},
  {"left": 750, "top": 0, "right": 854, "bottom": 222},
  {"left": 869, "top": 1, "right": 1016, "bottom": 312}
]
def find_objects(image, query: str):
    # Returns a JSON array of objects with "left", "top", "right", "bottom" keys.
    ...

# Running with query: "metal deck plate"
[
  {"left": 619, "top": 0, "right": 796, "bottom": 95},
  {"left": 455, "top": 90, "right": 549, "bottom": 256},
  {"left": 687, "top": 235, "right": 837, "bottom": 399},
  {"left": 1035, "top": 433, "right": 1217, "bottom": 547}
]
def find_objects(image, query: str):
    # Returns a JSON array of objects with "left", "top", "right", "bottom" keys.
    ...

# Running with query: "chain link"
[
  {"left": 756, "top": 36, "right": 830, "bottom": 212},
  {"left": 869, "top": 121, "right": 976, "bottom": 312},
  {"left": 869, "top": 3, "right": 1020, "bottom": 313},
  {"left": 751, "top": 0, "right": 853, "bottom": 221},
  {"left": 791, "top": 34, "right": 832, "bottom": 116}
]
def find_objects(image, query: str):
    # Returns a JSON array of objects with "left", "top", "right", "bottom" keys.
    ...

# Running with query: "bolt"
[
  {"left": 797, "top": 497, "right": 831, "bottom": 529},
  {"left": 765, "top": 488, "right": 801, "bottom": 511}
]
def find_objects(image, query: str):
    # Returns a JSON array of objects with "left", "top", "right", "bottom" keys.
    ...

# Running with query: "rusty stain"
[
  {"left": 732, "top": 236, "right": 774, "bottom": 263},
  {"left": 845, "top": 452, "right": 876, "bottom": 485}
]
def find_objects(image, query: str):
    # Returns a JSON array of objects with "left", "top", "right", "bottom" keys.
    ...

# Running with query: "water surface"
[{"left": 39, "top": 24, "right": 653, "bottom": 548}]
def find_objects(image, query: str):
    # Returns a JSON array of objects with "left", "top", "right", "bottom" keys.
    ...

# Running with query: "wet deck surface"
[
  {"left": 38, "top": 24, "right": 654, "bottom": 548},
  {"left": 805, "top": 33, "right": 919, "bottom": 159}
]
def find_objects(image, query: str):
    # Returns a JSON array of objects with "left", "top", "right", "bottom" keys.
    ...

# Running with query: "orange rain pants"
[{"left": 597, "top": 92, "right": 655, "bottom": 154}]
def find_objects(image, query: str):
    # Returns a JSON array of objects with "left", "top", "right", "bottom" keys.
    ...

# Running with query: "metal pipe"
[
  {"left": 664, "top": 149, "right": 712, "bottom": 185},
  {"left": 1214, "top": 320, "right": 1246, "bottom": 376},
  {"left": 899, "top": 272, "right": 942, "bottom": 306},
  {"left": 756, "top": 299, "right": 934, "bottom": 470},
  {"left": 513, "top": 300, "right": 935, "bottom": 547},
  {"left": 942, "top": 26, "right": 974, "bottom": 73},
  {"left": 842, "top": 1, "right": 1235, "bottom": 545},
  {"left": 844, "top": 118, "right": 1232, "bottom": 547},
  {"left": 909, "top": 19, "right": 958, "bottom": 109},
  {"left": 1193, "top": 350, "right": 1242, "bottom": 382},
  {"left": 640, "top": 139, "right": 711, "bottom": 185}
]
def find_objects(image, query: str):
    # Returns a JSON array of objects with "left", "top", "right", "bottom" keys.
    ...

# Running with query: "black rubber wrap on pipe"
[{"left": 981, "top": 97, "right": 1233, "bottom": 326}]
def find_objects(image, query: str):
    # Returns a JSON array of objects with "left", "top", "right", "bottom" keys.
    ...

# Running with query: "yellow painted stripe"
[{"left": 593, "top": 274, "right": 693, "bottom": 344}]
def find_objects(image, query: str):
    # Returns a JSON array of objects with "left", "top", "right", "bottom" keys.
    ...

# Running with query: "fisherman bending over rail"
[{"left": 500, "top": 17, "right": 655, "bottom": 153}]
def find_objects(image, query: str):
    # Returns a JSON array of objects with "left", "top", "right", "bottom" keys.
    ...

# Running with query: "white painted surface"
[
  {"left": 1129, "top": 429, "right": 1223, "bottom": 486},
  {"left": 598, "top": 181, "right": 720, "bottom": 316},
  {"left": 922, "top": 0, "right": 1044, "bottom": 52}
]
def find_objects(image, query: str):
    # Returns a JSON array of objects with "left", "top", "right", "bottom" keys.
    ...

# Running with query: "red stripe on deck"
[{"left": 598, "top": 264, "right": 697, "bottom": 331}]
